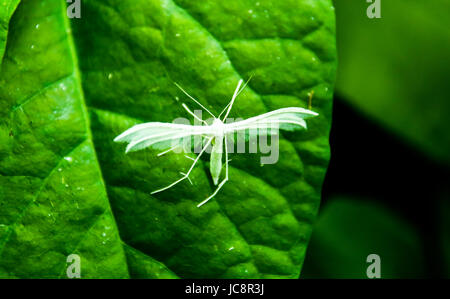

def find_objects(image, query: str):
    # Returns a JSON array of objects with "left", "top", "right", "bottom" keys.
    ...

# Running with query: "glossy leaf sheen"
[
  {"left": 0, "top": 0, "right": 336, "bottom": 278},
  {"left": 0, "top": 0, "right": 128, "bottom": 278},
  {"left": 0, "top": 0, "right": 20, "bottom": 62}
]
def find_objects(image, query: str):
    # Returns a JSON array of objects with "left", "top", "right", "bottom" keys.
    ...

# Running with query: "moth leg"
[
  {"left": 151, "top": 137, "right": 213, "bottom": 195},
  {"left": 184, "top": 155, "right": 195, "bottom": 161},
  {"left": 197, "top": 135, "right": 229, "bottom": 207},
  {"left": 174, "top": 82, "right": 216, "bottom": 118},
  {"left": 182, "top": 103, "right": 208, "bottom": 125},
  {"left": 157, "top": 145, "right": 179, "bottom": 157},
  {"left": 180, "top": 172, "right": 193, "bottom": 185}
]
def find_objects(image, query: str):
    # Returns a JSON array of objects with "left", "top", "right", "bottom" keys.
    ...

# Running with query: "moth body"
[
  {"left": 209, "top": 118, "right": 225, "bottom": 185},
  {"left": 210, "top": 136, "right": 223, "bottom": 185}
]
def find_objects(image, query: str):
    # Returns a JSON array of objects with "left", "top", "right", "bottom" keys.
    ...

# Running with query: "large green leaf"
[
  {"left": 0, "top": 0, "right": 129, "bottom": 278},
  {"left": 335, "top": 0, "right": 450, "bottom": 165},
  {"left": 0, "top": 0, "right": 20, "bottom": 63},
  {"left": 302, "top": 198, "right": 426, "bottom": 278},
  {"left": 0, "top": 0, "right": 336, "bottom": 278}
]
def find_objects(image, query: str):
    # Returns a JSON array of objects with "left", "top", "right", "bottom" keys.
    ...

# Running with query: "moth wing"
[
  {"left": 114, "top": 122, "right": 209, "bottom": 153},
  {"left": 224, "top": 107, "right": 318, "bottom": 138}
]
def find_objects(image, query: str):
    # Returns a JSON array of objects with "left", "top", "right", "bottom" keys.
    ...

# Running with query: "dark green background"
[{"left": 302, "top": 0, "right": 450, "bottom": 279}]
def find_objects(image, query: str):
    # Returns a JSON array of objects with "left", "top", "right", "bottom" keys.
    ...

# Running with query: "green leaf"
[
  {"left": 335, "top": 0, "right": 450, "bottom": 165},
  {"left": 0, "top": 0, "right": 129, "bottom": 278},
  {"left": 124, "top": 244, "right": 178, "bottom": 279},
  {"left": 302, "top": 198, "right": 426, "bottom": 278},
  {"left": 0, "top": 0, "right": 336, "bottom": 278},
  {"left": 0, "top": 0, "right": 20, "bottom": 63}
]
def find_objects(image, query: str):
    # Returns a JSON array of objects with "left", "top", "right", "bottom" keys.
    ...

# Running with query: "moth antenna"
[
  {"left": 220, "top": 77, "right": 254, "bottom": 121},
  {"left": 237, "top": 74, "right": 253, "bottom": 99},
  {"left": 222, "top": 80, "right": 242, "bottom": 120},
  {"left": 182, "top": 103, "right": 208, "bottom": 125},
  {"left": 174, "top": 82, "right": 216, "bottom": 118},
  {"left": 219, "top": 76, "right": 253, "bottom": 120}
]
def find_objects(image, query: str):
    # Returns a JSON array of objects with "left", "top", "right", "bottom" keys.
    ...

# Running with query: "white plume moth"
[{"left": 114, "top": 79, "right": 318, "bottom": 207}]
